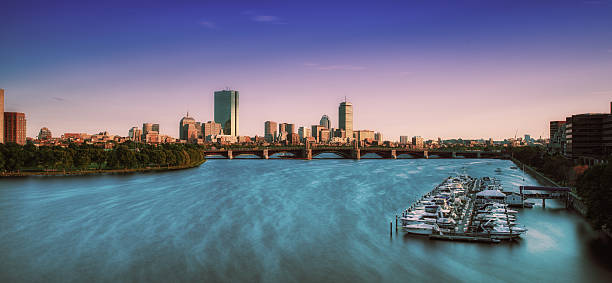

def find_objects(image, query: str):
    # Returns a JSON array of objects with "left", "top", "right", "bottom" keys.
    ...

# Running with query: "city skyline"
[{"left": 2, "top": 1, "right": 612, "bottom": 140}]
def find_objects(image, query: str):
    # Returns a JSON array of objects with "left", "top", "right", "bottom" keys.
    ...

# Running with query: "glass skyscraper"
[{"left": 214, "top": 90, "right": 239, "bottom": 136}]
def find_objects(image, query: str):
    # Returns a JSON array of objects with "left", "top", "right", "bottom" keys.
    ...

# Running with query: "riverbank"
[{"left": 0, "top": 160, "right": 206, "bottom": 177}]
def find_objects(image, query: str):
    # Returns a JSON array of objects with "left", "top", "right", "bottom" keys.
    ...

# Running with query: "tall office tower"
[
  {"left": 265, "top": 121, "right": 278, "bottom": 142},
  {"left": 129, "top": 127, "right": 142, "bottom": 142},
  {"left": 152, "top": 124, "right": 160, "bottom": 133},
  {"left": 298, "top": 126, "right": 310, "bottom": 141},
  {"left": 203, "top": 121, "right": 222, "bottom": 138},
  {"left": 286, "top": 123, "right": 295, "bottom": 135},
  {"left": 399, "top": 136, "right": 409, "bottom": 144},
  {"left": 0, "top": 89, "right": 4, "bottom": 143},
  {"left": 143, "top": 123, "right": 153, "bottom": 135},
  {"left": 320, "top": 115, "right": 331, "bottom": 129},
  {"left": 4, "top": 112, "right": 26, "bottom": 145},
  {"left": 279, "top": 123, "right": 288, "bottom": 137},
  {"left": 38, "top": 127, "right": 52, "bottom": 140},
  {"left": 339, "top": 101, "right": 353, "bottom": 140},
  {"left": 179, "top": 113, "right": 196, "bottom": 140},
  {"left": 214, "top": 89, "right": 239, "bottom": 136}
]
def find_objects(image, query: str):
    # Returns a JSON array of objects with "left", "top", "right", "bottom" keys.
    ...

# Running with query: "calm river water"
[{"left": 1, "top": 157, "right": 611, "bottom": 282}]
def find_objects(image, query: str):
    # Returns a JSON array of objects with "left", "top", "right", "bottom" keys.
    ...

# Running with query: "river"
[{"left": 1, "top": 158, "right": 611, "bottom": 282}]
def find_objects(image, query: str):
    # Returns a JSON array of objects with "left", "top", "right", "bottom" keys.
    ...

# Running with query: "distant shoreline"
[{"left": 0, "top": 160, "right": 206, "bottom": 177}]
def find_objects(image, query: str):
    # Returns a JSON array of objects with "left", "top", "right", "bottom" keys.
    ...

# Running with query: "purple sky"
[{"left": 1, "top": 0, "right": 611, "bottom": 141}]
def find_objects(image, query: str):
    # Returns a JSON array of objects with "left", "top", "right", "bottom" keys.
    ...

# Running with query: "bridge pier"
[
  {"left": 424, "top": 150, "right": 428, "bottom": 159},
  {"left": 391, "top": 150, "right": 397, "bottom": 159},
  {"left": 476, "top": 152, "right": 481, "bottom": 159},
  {"left": 227, "top": 150, "right": 233, "bottom": 160},
  {"left": 353, "top": 149, "right": 361, "bottom": 160},
  {"left": 452, "top": 151, "right": 456, "bottom": 158},
  {"left": 263, "top": 149, "right": 269, "bottom": 159},
  {"left": 303, "top": 149, "right": 312, "bottom": 160}
]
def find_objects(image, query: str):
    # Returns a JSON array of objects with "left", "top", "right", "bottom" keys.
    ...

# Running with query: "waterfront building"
[
  {"left": 179, "top": 113, "right": 196, "bottom": 140},
  {"left": 412, "top": 136, "right": 424, "bottom": 149},
  {"left": 265, "top": 121, "right": 278, "bottom": 142},
  {"left": 128, "top": 127, "right": 142, "bottom": 142},
  {"left": 339, "top": 101, "right": 353, "bottom": 141},
  {"left": 320, "top": 115, "right": 331, "bottom": 129},
  {"left": 549, "top": 121, "right": 566, "bottom": 153},
  {"left": 38, "top": 127, "right": 52, "bottom": 140},
  {"left": 214, "top": 89, "right": 239, "bottom": 136},
  {"left": 4, "top": 112, "right": 26, "bottom": 145},
  {"left": 203, "top": 121, "right": 222, "bottom": 138},
  {"left": 298, "top": 126, "right": 310, "bottom": 142},
  {"left": 0, "top": 89, "right": 4, "bottom": 143},
  {"left": 565, "top": 113, "right": 609, "bottom": 157},
  {"left": 399, "top": 136, "right": 409, "bottom": 144},
  {"left": 152, "top": 124, "right": 160, "bottom": 133}
]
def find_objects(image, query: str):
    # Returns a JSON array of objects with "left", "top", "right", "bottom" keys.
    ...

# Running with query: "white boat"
[{"left": 404, "top": 223, "right": 435, "bottom": 235}]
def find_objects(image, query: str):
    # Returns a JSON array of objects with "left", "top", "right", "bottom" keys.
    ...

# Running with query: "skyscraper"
[
  {"left": 320, "top": 115, "right": 331, "bottom": 129},
  {"left": 179, "top": 113, "right": 196, "bottom": 140},
  {"left": 0, "top": 89, "right": 4, "bottom": 144},
  {"left": 214, "top": 89, "right": 239, "bottom": 136},
  {"left": 265, "top": 121, "right": 278, "bottom": 142},
  {"left": 339, "top": 101, "right": 353, "bottom": 141},
  {"left": 4, "top": 112, "right": 26, "bottom": 145}
]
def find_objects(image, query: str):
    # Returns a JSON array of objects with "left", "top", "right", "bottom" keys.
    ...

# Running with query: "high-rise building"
[
  {"left": 0, "top": 89, "right": 4, "bottom": 143},
  {"left": 214, "top": 89, "right": 239, "bottom": 136},
  {"left": 320, "top": 115, "right": 331, "bottom": 129},
  {"left": 278, "top": 123, "right": 288, "bottom": 141},
  {"left": 265, "top": 121, "right": 278, "bottom": 142},
  {"left": 179, "top": 113, "right": 196, "bottom": 140},
  {"left": 565, "top": 110, "right": 612, "bottom": 158},
  {"left": 286, "top": 123, "right": 295, "bottom": 135},
  {"left": 399, "top": 136, "right": 409, "bottom": 144},
  {"left": 203, "top": 121, "right": 222, "bottom": 138},
  {"left": 38, "top": 127, "right": 52, "bottom": 140},
  {"left": 412, "top": 136, "right": 424, "bottom": 149},
  {"left": 339, "top": 101, "right": 353, "bottom": 140},
  {"left": 129, "top": 127, "right": 142, "bottom": 142},
  {"left": 311, "top": 125, "right": 325, "bottom": 142},
  {"left": 143, "top": 123, "right": 154, "bottom": 135},
  {"left": 4, "top": 112, "right": 26, "bottom": 145},
  {"left": 298, "top": 126, "right": 310, "bottom": 141}
]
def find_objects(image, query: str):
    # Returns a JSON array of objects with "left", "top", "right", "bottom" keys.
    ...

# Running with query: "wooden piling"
[
  {"left": 396, "top": 215, "right": 398, "bottom": 231},
  {"left": 390, "top": 221, "right": 393, "bottom": 237}
]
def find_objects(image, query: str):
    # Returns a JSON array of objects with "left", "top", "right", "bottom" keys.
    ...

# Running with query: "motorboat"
[{"left": 404, "top": 223, "right": 435, "bottom": 235}]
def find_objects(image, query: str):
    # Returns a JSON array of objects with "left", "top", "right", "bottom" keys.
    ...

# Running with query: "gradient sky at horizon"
[{"left": 1, "top": 0, "right": 611, "bottom": 141}]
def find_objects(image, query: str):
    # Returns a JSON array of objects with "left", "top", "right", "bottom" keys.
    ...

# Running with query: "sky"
[{"left": 1, "top": 0, "right": 611, "bottom": 141}]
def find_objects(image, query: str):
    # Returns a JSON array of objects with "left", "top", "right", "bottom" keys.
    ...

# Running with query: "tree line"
[
  {"left": 512, "top": 146, "right": 612, "bottom": 230},
  {"left": 0, "top": 142, "right": 206, "bottom": 172}
]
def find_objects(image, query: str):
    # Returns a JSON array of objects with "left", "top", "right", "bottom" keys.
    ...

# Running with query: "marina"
[{"left": 397, "top": 175, "right": 529, "bottom": 242}]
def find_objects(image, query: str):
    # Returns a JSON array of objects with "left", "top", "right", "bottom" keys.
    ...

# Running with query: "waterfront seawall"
[{"left": 510, "top": 157, "right": 587, "bottom": 217}]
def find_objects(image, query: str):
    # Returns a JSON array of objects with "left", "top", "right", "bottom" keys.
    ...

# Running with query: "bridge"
[{"left": 202, "top": 146, "right": 505, "bottom": 160}]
